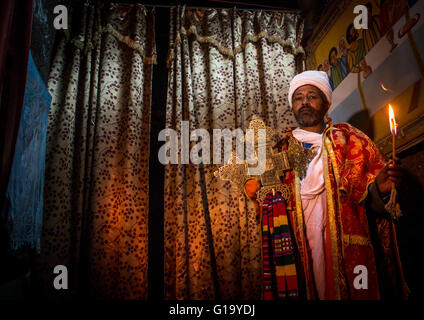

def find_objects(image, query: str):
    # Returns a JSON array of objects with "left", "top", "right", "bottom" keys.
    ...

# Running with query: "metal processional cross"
[{"left": 214, "top": 117, "right": 291, "bottom": 204}]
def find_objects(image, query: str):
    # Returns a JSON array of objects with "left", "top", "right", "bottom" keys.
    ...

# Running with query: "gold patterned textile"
[
  {"left": 164, "top": 6, "right": 304, "bottom": 299},
  {"left": 37, "top": 3, "right": 156, "bottom": 299},
  {"left": 287, "top": 136, "right": 317, "bottom": 180}
]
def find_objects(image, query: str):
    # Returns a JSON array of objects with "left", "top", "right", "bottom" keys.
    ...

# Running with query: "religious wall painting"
[
  {"left": 328, "top": 46, "right": 348, "bottom": 89},
  {"left": 360, "top": 57, "right": 372, "bottom": 78},
  {"left": 399, "top": 11, "right": 421, "bottom": 38},
  {"left": 346, "top": 22, "right": 367, "bottom": 73},
  {"left": 315, "top": 1, "right": 382, "bottom": 90},
  {"left": 306, "top": 0, "right": 424, "bottom": 157},
  {"left": 363, "top": 1, "right": 382, "bottom": 53},
  {"left": 312, "top": 0, "right": 420, "bottom": 91},
  {"left": 385, "top": 26, "right": 398, "bottom": 52},
  {"left": 380, "top": 0, "right": 418, "bottom": 36}
]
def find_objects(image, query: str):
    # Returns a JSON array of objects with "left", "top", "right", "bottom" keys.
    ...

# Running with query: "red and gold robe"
[{"left": 249, "top": 122, "right": 409, "bottom": 300}]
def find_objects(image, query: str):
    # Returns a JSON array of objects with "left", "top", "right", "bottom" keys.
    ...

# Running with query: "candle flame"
[
  {"left": 389, "top": 104, "right": 397, "bottom": 135},
  {"left": 381, "top": 83, "right": 389, "bottom": 91}
]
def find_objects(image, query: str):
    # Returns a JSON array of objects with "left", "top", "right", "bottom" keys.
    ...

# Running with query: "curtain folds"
[
  {"left": 164, "top": 7, "right": 304, "bottom": 299},
  {"left": 38, "top": 3, "right": 156, "bottom": 299},
  {"left": 0, "top": 0, "right": 34, "bottom": 254}
]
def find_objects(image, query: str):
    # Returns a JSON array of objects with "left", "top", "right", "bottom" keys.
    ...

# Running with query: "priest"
[{"left": 245, "top": 70, "right": 408, "bottom": 300}]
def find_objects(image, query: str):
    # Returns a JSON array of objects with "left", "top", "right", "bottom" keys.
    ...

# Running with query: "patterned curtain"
[
  {"left": 165, "top": 7, "right": 304, "bottom": 299},
  {"left": 37, "top": 3, "right": 156, "bottom": 299}
]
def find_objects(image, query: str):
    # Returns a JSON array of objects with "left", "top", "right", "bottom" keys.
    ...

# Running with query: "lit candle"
[
  {"left": 388, "top": 105, "right": 397, "bottom": 157},
  {"left": 388, "top": 104, "right": 397, "bottom": 190}
]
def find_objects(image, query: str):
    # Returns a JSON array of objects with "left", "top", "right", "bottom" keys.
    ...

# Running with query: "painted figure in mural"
[
  {"left": 385, "top": 26, "right": 398, "bottom": 52},
  {"left": 360, "top": 57, "right": 373, "bottom": 79},
  {"left": 328, "top": 47, "right": 348, "bottom": 89},
  {"left": 338, "top": 36, "right": 350, "bottom": 74},
  {"left": 245, "top": 70, "right": 408, "bottom": 300},
  {"left": 322, "top": 58, "right": 331, "bottom": 77},
  {"left": 379, "top": 0, "right": 411, "bottom": 36},
  {"left": 363, "top": 2, "right": 381, "bottom": 53},
  {"left": 346, "top": 23, "right": 366, "bottom": 73},
  {"left": 338, "top": 36, "right": 347, "bottom": 57},
  {"left": 322, "top": 58, "right": 333, "bottom": 88}
]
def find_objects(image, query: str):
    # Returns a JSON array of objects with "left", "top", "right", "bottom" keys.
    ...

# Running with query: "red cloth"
[{"left": 252, "top": 122, "right": 408, "bottom": 299}]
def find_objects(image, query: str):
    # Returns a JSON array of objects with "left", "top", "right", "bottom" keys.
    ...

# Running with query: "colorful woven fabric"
[{"left": 262, "top": 192, "right": 298, "bottom": 299}]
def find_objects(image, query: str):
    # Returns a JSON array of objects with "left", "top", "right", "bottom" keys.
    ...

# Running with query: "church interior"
[{"left": 0, "top": 0, "right": 423, "bottom": 301}]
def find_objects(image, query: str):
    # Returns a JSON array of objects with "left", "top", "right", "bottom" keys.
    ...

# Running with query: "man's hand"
[
  {"left": 245, "top": 179, "right": 260, "bottom": 199},
  {"left": 375, "top": 158, "right": 403, "bottom": 195},
  {"left": 245, "top": 179, "right": 261, "bottom": 223}
]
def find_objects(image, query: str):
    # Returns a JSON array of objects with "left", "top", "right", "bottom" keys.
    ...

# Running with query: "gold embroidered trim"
[
  {"left": 294, "top": 174, "right": 313, "bottom": 299},
  {"left": 342, "top": 234, "right": 371, "bottom": 247},
  {"left": 287, "top": 136, "right": 317, "bottom": 180},
  {"left": 294, "top": 175, "right": 304, "bottom": 237},
  {"left": 257, "top": 184, "right": 290, "bottom": 204},
  {"left": 63, "top": 6, "right": 157, "bottom": 63},
  {"left": 105, "top": 24, "right": 158, "bottom": 64},
  {"left": 358, "top": 179, "right": 377, "bottom": 204},
  {"left": 324, "top": 130, "right": 340, "bottom": 186},
  {"left": 324, "top": 135, "right": 344, "bottom": 248},
  {"left": 167, "top": 25, "right": 305, "bottom": 68},
  {"left": 322, "top": 140, "right": 341, "bottom": 300}
]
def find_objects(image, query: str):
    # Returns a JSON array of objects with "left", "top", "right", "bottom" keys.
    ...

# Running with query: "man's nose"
[{"left": 301, "top": 96, "right": 310, "bottom": 103}]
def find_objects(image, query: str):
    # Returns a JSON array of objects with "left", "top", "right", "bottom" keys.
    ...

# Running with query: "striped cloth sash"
[{"left": 262, "top": 191, "right": 299, "bottom": 299}]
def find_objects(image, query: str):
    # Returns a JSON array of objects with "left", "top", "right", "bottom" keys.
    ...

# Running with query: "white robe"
[{"left": 292, "top": 128, "right": 327, "bottom": 300}]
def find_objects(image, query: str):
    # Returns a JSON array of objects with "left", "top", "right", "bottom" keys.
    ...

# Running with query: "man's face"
[
  {"left": 323, "top": 59, "right": 330, "bottom": 71},
  {"left": 339, "top": 38, "right": 346, "bottom": 52},
  {"left": 292, "top": 85, "right": 329, "bottom": 127}
]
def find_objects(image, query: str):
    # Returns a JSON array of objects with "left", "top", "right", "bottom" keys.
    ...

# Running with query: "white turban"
[{"left": 288, "top": 70, "right": 332, "bottom": 108}]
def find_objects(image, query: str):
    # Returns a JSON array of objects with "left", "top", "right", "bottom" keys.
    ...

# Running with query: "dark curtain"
[{"left": 0, "top": 0, "right": 34, "bottom": 273}]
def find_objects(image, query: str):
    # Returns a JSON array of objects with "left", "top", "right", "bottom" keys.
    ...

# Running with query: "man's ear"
[
  {"left": 325, "top": 102, "right": 330, "bottom": 113},
  {"left": 322, "top": 103, "right": 330, "bottom": 119}
]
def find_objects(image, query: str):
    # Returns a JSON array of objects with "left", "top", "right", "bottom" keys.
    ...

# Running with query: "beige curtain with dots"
[
  {"left": 38, "top": 3, "right": 156, "bottom": 299},
  {"left": 164, "top": 6, "right": 304, "bottom": 299}
]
